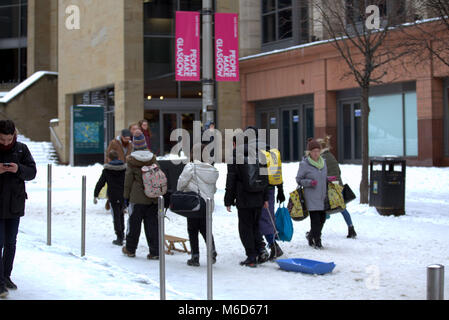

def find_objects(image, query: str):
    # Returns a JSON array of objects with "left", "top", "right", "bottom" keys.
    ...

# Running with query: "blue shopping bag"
[{"left": 275, "top": 205, "right": 294, "bottom": 242}]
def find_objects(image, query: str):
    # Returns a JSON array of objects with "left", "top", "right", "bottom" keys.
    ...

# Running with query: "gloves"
[
  {"left": 124, "top": 199, "right": 129, "bottom": 208},
  {"left": 93, "top": 197, "right": 98, "bottom": 205},
  {"left": 310, "top": 180, "right": 318, "bottom": 187},
  {"left": 327, "top": 176, "right": 337, "bottom": 182},
  {"left": 276, "top": 185, "right": 286, "bottom": 203}
]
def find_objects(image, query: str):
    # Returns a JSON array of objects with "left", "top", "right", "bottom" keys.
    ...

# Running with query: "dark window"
[{"left": 262, "top": 0, "right": 293, "bottom": 44}]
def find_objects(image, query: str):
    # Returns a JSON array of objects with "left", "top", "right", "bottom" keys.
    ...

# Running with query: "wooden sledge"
[{"left": 164, "top": 235, "right": 190, "bottom": 255}]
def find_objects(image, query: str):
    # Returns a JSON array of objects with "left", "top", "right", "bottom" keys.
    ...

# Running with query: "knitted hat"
[
  {"left": 132, "top": 133, "right": 148, "bottom": 151},
  {"left": 307, "top": 138, "right": 321, "bottom": 151},
  {"left": 121, "top": 129, "right": 132, "bottom": 138}
]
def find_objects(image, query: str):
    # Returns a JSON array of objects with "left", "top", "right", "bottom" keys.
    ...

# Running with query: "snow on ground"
[{"left": 3, "top": 151, "right": 449, "bottom": 300}]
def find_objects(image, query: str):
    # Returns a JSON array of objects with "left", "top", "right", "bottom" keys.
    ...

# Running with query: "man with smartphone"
[{"left": 0, "top": 120, "right": 36, "bottom": 298}]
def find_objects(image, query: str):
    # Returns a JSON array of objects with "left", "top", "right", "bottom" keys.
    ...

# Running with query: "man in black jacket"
[
  {"left": 224, "top": 128, "right": 269, "bottom": 268},
  {"left": 0, "top": 120, "right": 37, "bottom": 298},
  {"left": 94, "top": 150, "right": 127, "bottom": 246}
]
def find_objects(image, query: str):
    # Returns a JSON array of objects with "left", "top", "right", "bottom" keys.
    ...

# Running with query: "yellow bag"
[
  {"left": 98, "top": 183, "right": 108, "bottom": 199},
  {"left": 326, "top": 183, "right": 346, "bottom": 213},
  {"left": 287, "top": 187, "right": 309, "bottom": 221},
  {"left": 261, "top": 149, "right": 283, "bottom": 186}
]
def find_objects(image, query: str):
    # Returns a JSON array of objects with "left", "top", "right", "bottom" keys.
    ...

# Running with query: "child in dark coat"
[{"left": 94, "top": 150, "right": 127, "bottom": 245}]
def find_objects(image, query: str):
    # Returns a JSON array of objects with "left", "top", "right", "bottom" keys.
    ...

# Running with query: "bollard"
[
  {"left": 81, "top": 176, "right": 86, "bottom": 257},
  {"left": 47, "top": 163, "right": 52, "bottom": 246},
  {"left": 206, "top": 198, "right": 213, "bottom": 300},
  {"left": 158, "top": 196, "right": 166, "bottom": 300},
  {"left": 427, "top": 264, "right": 444, "bottom": 300}
]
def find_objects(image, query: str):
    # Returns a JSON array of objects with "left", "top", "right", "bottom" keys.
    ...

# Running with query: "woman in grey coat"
[{"left": 296, "top": 138, "right": 328, "bottom": 249}]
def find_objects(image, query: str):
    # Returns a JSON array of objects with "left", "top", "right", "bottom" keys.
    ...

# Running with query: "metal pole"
[
  {"left": 81, "top": 176, "right": 86, "bottom": 257},
  {"left": 202, "top": 0, "right": 214, "bottom": 124},
  {"left": 158, "top": 196, "right": 166, "bottom": 300},
  {"left": 427, "top": 264, "right": 445, "bottom": 300},
  {"left": 206, "top": 198, "right": 213, "bottom": 300},
  {"left": 47, "top": 164, "right": 52, "bottom": 246}
]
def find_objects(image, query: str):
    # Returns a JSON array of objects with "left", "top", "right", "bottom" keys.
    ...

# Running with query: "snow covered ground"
[{"left": 4, "top": 145, "right": 449, "bottom": 300}]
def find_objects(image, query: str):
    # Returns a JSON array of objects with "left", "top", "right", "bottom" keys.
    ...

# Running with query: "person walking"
[
  {"left": 138, "top": 119, "right": 152, "bottom": 152},
  {"left": 94, "top": 150, "right": 127, "bottom": 246},
  {"left": 224, "top": 128, "right": 269, "bottom": 268},
  {"left": 122, "top": 133, "right": 160, "bottom": 260},
  {"left": 0, "top": 120, "right": 37, "bottom": 298},
  {"left": 105, "top": 129, "right": 132, "bottom": 163},
  {"left": 177, "top": 144, "right": 219, "bottom": 267},
  {"left": 259, "top": 147, "right": 285, "bottom": 261},
  {"left": 318, "top": 136, "right": 357, "bottom": 238},
  {"left": 296, "top": 138, "right": 328, "bottom": 249}
]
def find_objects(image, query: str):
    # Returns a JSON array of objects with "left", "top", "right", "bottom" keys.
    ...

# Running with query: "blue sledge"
[{"left": 276, "top": 258, "right": 336, "bottom": 275}]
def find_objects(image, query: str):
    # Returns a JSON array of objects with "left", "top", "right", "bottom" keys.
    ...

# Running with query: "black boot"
[
  {"left": 258, "top": 248, "right": 269, "bottom": 264},
  {"left": 0, "top": 285, "right": 8, "bottom": 298},
  {"left": 314, "top": 238, "right": 323, "bottom": 249},
  {"left": 5, "top": 277, "right": 17, "bottom": 290},
  {"left": 347, "top": 226, "right": 357, "bottom": 239},
  {"left": 306, "top": 232, "right": 315, "bottom": 247},
  {"left": 240, "top": 257, "right": 257, "bottom": 268},
  {"left": 112, "top": 237, "right": 123, "bottom": 246},
  {"left": 269, "top": 242, "right": 284, "bottom": 260},
  {"left": 187, "top": 254, "right": 200, "bottom": 267}
]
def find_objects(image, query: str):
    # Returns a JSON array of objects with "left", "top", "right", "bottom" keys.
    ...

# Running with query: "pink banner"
[
  {"left": 215, "top": 13, "right": 239, "bottom": 82},
  {"left": 175, "top": 11, "right": 200, "bottom": 81}
]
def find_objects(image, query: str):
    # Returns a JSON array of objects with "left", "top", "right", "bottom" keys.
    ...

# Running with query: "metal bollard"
[
  {"left": 158, "top": 196, "right": 166, "bottom": 300},
  {"left": 47, "top": 164, "right": 52, "bottom": 246},
  {"left": 81, "top": 176, "right": 86, "bottom": 257},
  {"left": 427, "top": 264, "right": 444, "bottom": 300},
  {"left": 206, "top": 198, "right": 213, "bottom": 300}
]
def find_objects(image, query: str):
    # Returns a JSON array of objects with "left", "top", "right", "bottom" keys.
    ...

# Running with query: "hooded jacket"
[
  {"left": 124, "top": 150, "right": 159, "bottom": 205},
  {"left": 0, "top": 140, "right": 37, "bottom": 219},
  {"left": 296, "top": 156, "right": 328, "bottom": 211},
  {"left": 177, "top": 160, "right": 219, "bottom": 212},
  {"left": 106, "top": 136, "right": 132, "bottom": 163},
  {"left": 94, "top": 160, "right": 127, "bottom": 203}
]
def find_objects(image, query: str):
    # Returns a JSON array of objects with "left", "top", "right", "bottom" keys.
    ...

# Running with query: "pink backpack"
[{"left": 141, "top": 164, "right": 168, "bottom": 198}]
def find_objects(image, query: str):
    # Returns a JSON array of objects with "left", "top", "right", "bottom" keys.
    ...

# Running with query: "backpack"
[
  {"left": 242, "top": 160, "right": 269, "bottom": 193},
  {"left": 275, "top": 205, "right": 294, "bottom": 242},
  {"left": 261, "top": 148, "right": 283, "bottom": 186},
  {"left": 141, "top": 164, "right": 168, "bottom": 198}
]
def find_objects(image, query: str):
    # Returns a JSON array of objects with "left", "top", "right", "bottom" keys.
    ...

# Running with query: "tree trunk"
[{"left": 360, "top": 86, "right": 370, "bottom": 204}]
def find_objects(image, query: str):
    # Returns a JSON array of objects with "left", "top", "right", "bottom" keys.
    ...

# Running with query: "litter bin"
[{"left": 369, "top": 157, "right": 406, "bottom": 216}]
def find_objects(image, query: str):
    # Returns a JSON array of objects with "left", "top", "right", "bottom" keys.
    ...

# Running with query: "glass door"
[
  {"left": 161, "top": 111, "right": 199, "bottom": 155},
  {"left": 281, "top": 105, "right": 313, "bottom": 162},
  {"left": 341, "top": 101, "right": 362, "bottom": 161}
]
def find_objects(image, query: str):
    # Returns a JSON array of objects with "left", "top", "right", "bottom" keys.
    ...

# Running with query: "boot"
[
  {"left": 0, "top": 285, "right": 8, "bottom": 298},
  {"left": 240, "top": 257, "right": 257, "bottom": 268},
  {"left": 257, "top": 248, "right": 269, "bottom": 264},
  {"left": 306, "top": 232, "right": 315, "bottom": 247},
  {"left": 314, "top": 238, "right": 323, "bottom": 249},
  {"left": 122, "top": 246, "right": 136, "bottom": 257},
  {"left": 347, "top": 226, "right": 357, "bottom": 239},
  {"left": 147, "top": 254, "right": 159, "bottom": 260},
  {"left": 5, "top": 277, "right": 17, "bottom": 290},
  {"left": 269, "top": 242, "right": 284, "bottom": 261},
  {"left": 187, "top": 254, "right": 200, "bottom": 267},
  {"left": 112, "top": 237, "right": 123, "bottom": 246}
]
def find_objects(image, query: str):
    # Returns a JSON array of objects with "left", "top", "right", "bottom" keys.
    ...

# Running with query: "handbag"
[
  {"left": 169, "top": 164, "right": 205, "bottom": 219},
  {"left": 275, "top": 205, "right": 294, "bottom": 242},
  {"left": 342, "top": 184, "right": 356, "bottom": 204},
  {"left": 325, "top": 182, "right": 346, "bottom": 214},
  {"left": 287, "top": 187, "right": 309, "bottom": 221}
]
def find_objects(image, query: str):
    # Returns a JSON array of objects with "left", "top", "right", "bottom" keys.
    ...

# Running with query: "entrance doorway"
[
  {"left": 259, "top": 104, "right": 314, "bottom": 162},
  {"left": 340, "top": 100, "right": 362, "bottom": 162}
]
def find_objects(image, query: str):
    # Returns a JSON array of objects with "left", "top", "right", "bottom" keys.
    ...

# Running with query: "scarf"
[{"left": 308, "top": 156, "right": 324, "bottom": 170}]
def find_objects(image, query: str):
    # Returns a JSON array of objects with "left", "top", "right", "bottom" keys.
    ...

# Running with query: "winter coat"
[
  {"left": 224, "top": 141, "right": 269, "bottom": 210},
  {"left": 0, "top": 141, "right": 37, "bottom": 219},
  {"left": 176, "top": 160, "right": 219, "bottom": 212},
  {"left": 124, "top": 150, "right": 159, "bottom": 205},
  {"left": 296, "top": 157, "right": 328, "bottom": 211},
  {"left": 321, "top": 149, "right": 343, "bottom": 185},
  {"left": 94, "top": 160, "right": 127, "bottom": 204},
  {"left": 106, "top": 137, "right": 132, "bottom": 163}
]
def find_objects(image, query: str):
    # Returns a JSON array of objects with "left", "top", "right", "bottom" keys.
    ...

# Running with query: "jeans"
[
  {"left": 125, "top": 204, "right": 159, "bottom": 256},
  {"left": 237, "top": 208, "right": 265, "bottom": 260},
  {"left": 340, "top": 209, "right": 353, "bottom": 227},
  {"left": 309, "top": 211, "right": 326, "bottom": 241},
  {"left": 0, "top": 218, "right": 20, "bottom": 287},
  {"left": 187, "top": 217, "right": 216, "bottom": 256}
]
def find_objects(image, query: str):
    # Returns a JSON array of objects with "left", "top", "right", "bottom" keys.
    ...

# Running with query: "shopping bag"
[
  {"left": 342, "top": 184, "right": 356, "bottom": 204},
  {"left": 98, "top": 183, "right": 108, "bottom": 199},
  {"left": 275, "top": 205, "right": 293, "bottom": 242},
  {"left": 287, "top": 187, "right": 309, "bottom": 221},
  {"left": 325, "top": 183, "right": 346, "bottom": 214}
]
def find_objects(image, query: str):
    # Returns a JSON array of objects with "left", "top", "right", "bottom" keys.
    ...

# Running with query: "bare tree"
[{"left": 313, "top": 0, "right": 412, "bottom": 204}]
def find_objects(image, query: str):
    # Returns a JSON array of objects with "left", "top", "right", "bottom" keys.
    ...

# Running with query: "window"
[
  {"left": 262, "top": 0, "right": 293, "bottom": 44},
  {"left": 144, "top": 0, "right": 206, "bottom": 100},
  {"left": 368, "top": 92, "right": 418, "bottom": 157}
]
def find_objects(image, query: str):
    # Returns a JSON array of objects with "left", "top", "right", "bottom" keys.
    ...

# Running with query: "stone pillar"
[{"left": 416, "top": 77, "right": 444, "bottom": 166}]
